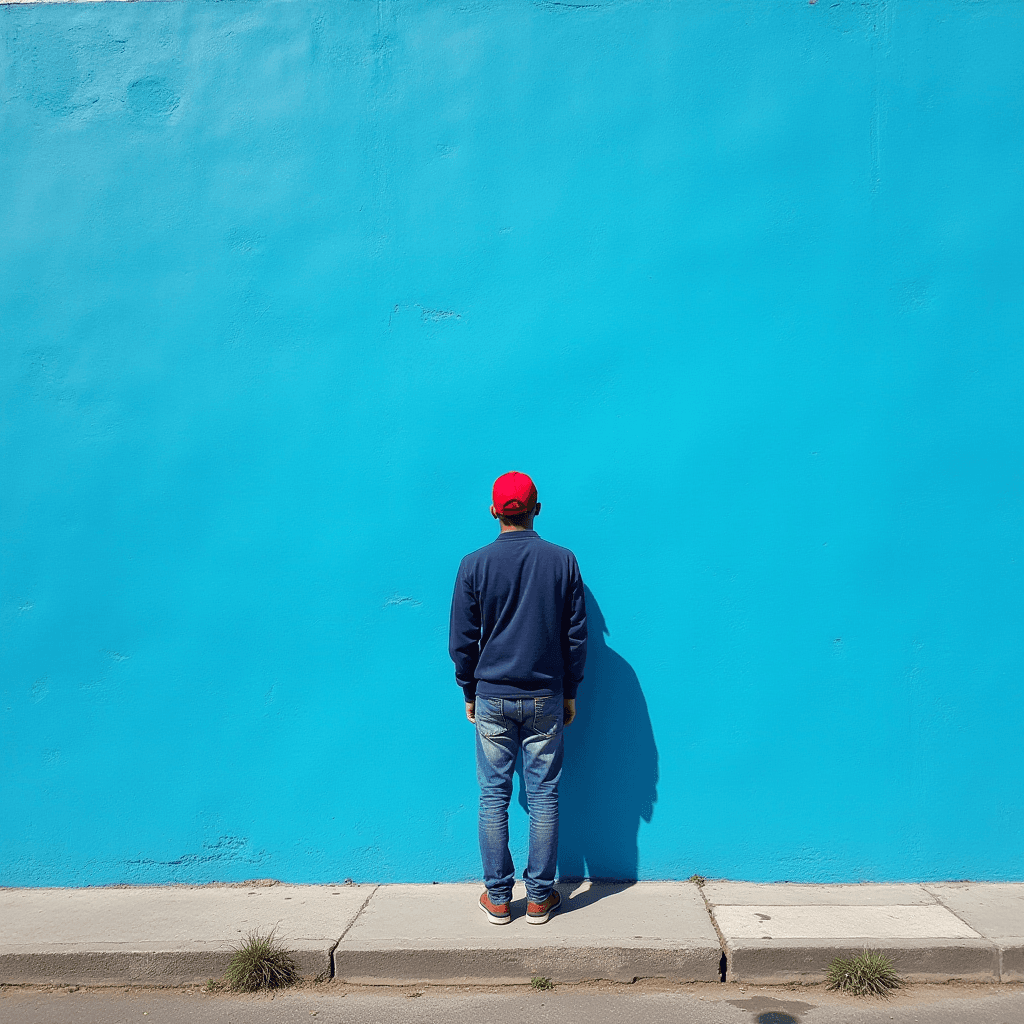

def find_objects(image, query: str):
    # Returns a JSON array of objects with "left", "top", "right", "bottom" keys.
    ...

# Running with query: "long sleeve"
[
  {"left": 563, "top": 559, "right": 587, "bottom": 699},
  {"left": 448, "top": 559, "right": 481, "bottom": 701}
]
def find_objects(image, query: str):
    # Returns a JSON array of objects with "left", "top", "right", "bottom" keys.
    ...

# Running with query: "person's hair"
[{"left": 497, "top": 510, "right": 532, "bottom": 528}]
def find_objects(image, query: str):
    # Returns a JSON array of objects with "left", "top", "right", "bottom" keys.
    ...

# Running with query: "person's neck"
[{"left": 499, "top": 520, "right": 535, "bottom": 533}]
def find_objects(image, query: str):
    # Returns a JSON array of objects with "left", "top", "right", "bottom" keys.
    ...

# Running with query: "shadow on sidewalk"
[
  {"left": 516, "top": 586, "right": 659, "bottom": 908},
  {"left": 507, "top": 879, "right": 636, "bottom": 921}
]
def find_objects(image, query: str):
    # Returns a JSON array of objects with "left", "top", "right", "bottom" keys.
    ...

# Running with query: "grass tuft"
[
  {"left": 225, "top": 928, "right": 299, "bottom": 993},
  {"left": 688, "top": 874, "right": 707, "bottom": 886},
  {"left": 826, "top": 950, "right": 904, "bottom": 997},
  {"left": 530, "top": 976, "right": 555, "bottom": 991}
]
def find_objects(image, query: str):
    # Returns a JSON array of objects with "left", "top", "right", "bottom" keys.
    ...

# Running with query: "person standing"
[{"left": 449, "top": 472, "right": 587, "bottom": 925}]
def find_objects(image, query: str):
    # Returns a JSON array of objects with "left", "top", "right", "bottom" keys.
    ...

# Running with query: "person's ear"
[
  {"left": 490, "top": 504, "right": 498, "bottom": 519},
  {"left": 533, "top": 502, "right": 541, "bottom": 517}
]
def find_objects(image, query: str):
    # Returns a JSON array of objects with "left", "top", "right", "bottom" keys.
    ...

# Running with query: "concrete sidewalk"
[
  {"left": 704, "top": 882, "right": 1023, "bottom": 984},
  {"left": 1, "top": 881, "right": 1021, "bottom": 987}
]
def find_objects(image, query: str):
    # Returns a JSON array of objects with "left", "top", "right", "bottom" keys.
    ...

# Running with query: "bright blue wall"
[{"left": 2, "top": 0, "right": 1022, "bottom": 886}]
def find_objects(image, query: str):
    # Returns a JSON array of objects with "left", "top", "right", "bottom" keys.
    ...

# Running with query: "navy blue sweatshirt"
[{"left": 449, "top": 530, "right": 587, "bottom": 702}]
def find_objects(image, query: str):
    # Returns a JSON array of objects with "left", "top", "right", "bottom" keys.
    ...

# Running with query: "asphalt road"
[{"left": 2, "top": 983, "right": 1023, "bottom": 1024}]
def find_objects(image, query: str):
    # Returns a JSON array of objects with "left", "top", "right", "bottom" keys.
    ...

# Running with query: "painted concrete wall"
[{"left": 2, "top": 0, "right": 1022, "bottom": 887}]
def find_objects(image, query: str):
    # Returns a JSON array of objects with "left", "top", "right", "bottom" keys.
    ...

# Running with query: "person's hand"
[
  {"left": 466, "top": 701, "right": 476, "bottom": 723},
  {"left": 563, "top": 698, "right": 576, "bottom": 726}
]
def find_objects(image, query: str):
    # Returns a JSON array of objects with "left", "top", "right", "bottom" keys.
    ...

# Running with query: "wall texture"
[{"left": 2, "top": 0, "right": 1022, "bottom": 887}]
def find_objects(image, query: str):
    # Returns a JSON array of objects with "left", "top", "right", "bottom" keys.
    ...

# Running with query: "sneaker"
[
  {"left": 479, "top": 891, "right": 511, "bottom": 925},
  {"left": 526, "top": 889, "right": 561, "bottom": 925}
]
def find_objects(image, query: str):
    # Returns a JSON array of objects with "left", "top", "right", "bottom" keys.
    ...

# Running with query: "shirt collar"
[{"left": 495, "top": 529, "right": 539, "bottom": 541}]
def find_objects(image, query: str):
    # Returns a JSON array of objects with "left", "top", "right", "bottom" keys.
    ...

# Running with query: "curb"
[
  {"left": 333, "top": 945, "right": 723, "bottom": 985},
  {"left": 722, "top": 938, "right": 1001, "bottom": 985},
  {"left": 0, "top": 948, "right": 332, "bottom": 988}
]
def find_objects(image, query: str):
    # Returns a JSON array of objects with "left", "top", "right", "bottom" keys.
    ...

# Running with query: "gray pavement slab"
[
  {"left": 926, "top": 883, "right": 1024, "bottom": 982},
  {"left": 702, "top": 882, "right": 937, "bottom": 906},
  {"left": 705, "top": 884, "right": 1003, "bottom": 984},
  {"left": 713, "top": 903, "right": 981, "bottom": 939},
  {"left": 0, "top": 884, "right": 369, "bottom": 986},
  {"left": 334, "top": 881, "right": 722, "bottom": 983}
]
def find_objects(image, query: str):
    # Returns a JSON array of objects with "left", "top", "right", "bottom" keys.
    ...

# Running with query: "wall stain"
[
  {"left": 865, "top": 0, "right": 893, "bottom": 199},
  {"left": 388, "top": 303, "right": 464, "bottom": 330},
  {"left": 228, "top": 229, "right": 266, "bottom": 257},
  {"left": 420, "top": 308, "right": 460, "bottom": 324},
  {"left": 126, "top": 76, "right": 180, "bottom": 118},
  {"left": 125, "top": 837, "right": 269, "bottom": 880},
  {"left": 535, "top": 2, "right": 610, "bottom": 11}
]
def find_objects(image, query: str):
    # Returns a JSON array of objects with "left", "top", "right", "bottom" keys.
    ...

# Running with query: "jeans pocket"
[
  {"left": 532, "top": 697, "right": 562, "bottom": 738},
  {"left": 476, "top": 698, "right": 507, "bottom": 738}
]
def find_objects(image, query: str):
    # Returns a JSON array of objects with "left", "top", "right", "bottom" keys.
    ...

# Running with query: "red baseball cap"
[{"left": 492, "top": 472, "right": 538, "bottom": 516}]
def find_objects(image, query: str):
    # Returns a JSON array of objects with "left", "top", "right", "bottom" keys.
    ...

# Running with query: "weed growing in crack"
[
  {"left": 225, "top": 929, "right": 299, "bottom": 992},
  {"left": 826, "top": 950, "right": 904, "bottom": 997}
]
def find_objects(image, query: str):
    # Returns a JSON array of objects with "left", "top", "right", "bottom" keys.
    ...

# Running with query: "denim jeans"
[{"left": 475, "top": 696, "right": 563, "bottom": 905}]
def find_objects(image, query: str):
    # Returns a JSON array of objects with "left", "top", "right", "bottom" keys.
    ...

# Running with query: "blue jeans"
[{"left": 475, "top": 696, "right": 563, "bottom": 905}]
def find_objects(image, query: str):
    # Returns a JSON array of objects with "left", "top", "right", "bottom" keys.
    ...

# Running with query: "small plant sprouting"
[
  {"left": 225, "top": 928, "right": 299, "bottom": 993},
  {"left": 826, "top": 950, "right": 904, "bottom": 997},
  {"left": 204, "top": 978, "right": 218, "bottom": 992},
  {"left": 688, "top": 874, "right": 707, "bottom": 886},
  {"left": 530, "top": 976, "right": 555, "bottom": 991}
]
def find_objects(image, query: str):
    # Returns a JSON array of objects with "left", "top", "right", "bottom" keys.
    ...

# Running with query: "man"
[{"left": 449, "top": 472, "right": 587, "bottom": 925}]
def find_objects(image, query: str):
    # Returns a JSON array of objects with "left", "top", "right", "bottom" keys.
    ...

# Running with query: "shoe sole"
[
  {"left": 526, "top": 898, "right": 561, "bottom": 925},
  {"left": 478, "top": 901, "right": 511, "bottom": 926}
]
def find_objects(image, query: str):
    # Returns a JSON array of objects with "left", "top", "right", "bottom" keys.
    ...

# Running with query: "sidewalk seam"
[
  {"left": 923, "top": 885, "right": 1002, "bottom": 981},
  {"left": 694, "top": 881, "right": 728, "bottom": 982},
  {"left": 327, "top": 884, "right": 380, "bottom": 979}
]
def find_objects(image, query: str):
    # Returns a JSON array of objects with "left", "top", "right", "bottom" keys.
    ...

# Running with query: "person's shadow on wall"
[{"left": 516, "top": 586, "right": 659, "bottom": 893}]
